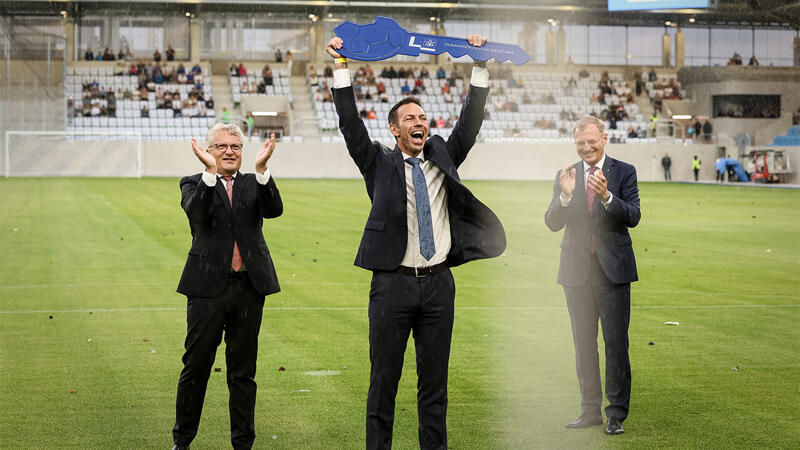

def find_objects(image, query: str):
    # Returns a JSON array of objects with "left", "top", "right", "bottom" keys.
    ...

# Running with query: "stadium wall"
[
  {"left": 10, "top": 139, "right": 798, "bottom": 182},
  {"left": 143, "top": 141, "right": 800, "bottom": 183},
  {"left": 5, "top": 140, "right": 735, "bottom": 182}
]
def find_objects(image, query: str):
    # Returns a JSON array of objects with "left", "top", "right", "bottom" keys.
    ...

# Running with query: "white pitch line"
[{"left": 0, "top": 304, "right": 797, "bottom": 315}]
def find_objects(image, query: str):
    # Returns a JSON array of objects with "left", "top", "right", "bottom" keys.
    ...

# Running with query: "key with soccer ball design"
[{"left": 334, "top": 16, "right": 530, "bottom": 66}]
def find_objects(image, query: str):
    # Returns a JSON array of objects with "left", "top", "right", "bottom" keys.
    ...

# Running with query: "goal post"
[{"left": 4, "top": 130, "right": 143, "bottom": 178}]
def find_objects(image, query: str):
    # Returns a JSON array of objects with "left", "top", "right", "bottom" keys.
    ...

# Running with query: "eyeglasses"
[
  {"left": 209, "top": 143, "right": 243, "bottom": 153},
  {"left": 574, "top": 138, "right": 601, "bottom": 148}
]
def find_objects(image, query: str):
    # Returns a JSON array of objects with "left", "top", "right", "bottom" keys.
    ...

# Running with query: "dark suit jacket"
[
  {"left": 332, "top": 84, "right": 506, "bottom": 271},
  {"left": 545, "top": 157, "right": 640, "bottom": 287},
  {"left": 177, "top": 171, "right": 283, "bottom": 298}
]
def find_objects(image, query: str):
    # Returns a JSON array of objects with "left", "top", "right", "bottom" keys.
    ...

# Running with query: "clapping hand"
[
  {"left": 559, "top": 164, "right": 576, "bottom": 198},
  {"left": 191, "top": 138, "right": 216, "bottom": 174},
  {"left": 587, "top": 170, "right": 609, "bottom": 201},
  {"left": 255, "top": 133, "right": 276, "bottom": 175}
]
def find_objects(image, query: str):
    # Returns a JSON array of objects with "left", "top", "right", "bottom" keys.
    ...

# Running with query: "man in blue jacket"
[{"left": 545, "top": 116, "right": 640, "bottom": 436}]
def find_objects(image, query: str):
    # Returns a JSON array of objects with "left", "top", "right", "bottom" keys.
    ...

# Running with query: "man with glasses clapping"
[
  {"left": 545, "top": 116, "right": 641, "bottom": 436},
  {"left": 172, "top": 123, "right": 283, "bottom": 450}
]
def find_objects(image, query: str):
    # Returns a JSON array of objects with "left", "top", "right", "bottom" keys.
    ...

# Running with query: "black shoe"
[
  {"left": 565, "top": 415, "right": 603, "bottom": 428},
  {"left": 172, "top": 445, "right": 189, "bottom": 450},
  {"left": 605, "top": 417, "right": 624, "bottom": 435}
]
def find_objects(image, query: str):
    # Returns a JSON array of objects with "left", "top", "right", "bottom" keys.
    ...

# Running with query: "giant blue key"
[{"left": 334, "top": 16, "right": 530, "bottom": 66}]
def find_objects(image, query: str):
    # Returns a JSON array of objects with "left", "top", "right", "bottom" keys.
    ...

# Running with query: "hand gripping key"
[{"left": 334, "top": 16, "right": 531, "bottom": 66}]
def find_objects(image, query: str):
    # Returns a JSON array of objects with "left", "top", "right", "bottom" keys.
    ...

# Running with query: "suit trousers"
[
  {"left": 366, "top": 268, "right": 456, "bottom": 450},
  {"left": 173, "top": 275, "right": 265, "bottom": 449},
  {"left": 564, "top": 253, "right": 631, "bottom": 422}
]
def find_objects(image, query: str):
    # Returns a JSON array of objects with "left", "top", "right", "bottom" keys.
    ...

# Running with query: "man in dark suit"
[
  {"left": 326, "top": 36, "right": 505, "bottom": 450},
  {"left": 545, "top": 116, "right": 640, "bottom": 436},
  {"left": 172, "top": 124, "right": 283, "bottom": 450}
]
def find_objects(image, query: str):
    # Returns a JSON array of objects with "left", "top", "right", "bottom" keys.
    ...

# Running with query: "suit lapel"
[
  {"left": 215, "top": 175, "right": 233, "bottom": 217},
  {"left": 603, "top": 157, "right": 616, "bottom": 195},
  {"left": 391, "top": 145, "right": 405, "bottom": 185},
  {"left": 231, "top": 171, "right": 243, "bottom": 219}
]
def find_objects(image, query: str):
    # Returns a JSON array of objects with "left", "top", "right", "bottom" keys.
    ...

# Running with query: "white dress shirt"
[
  {"left": 201, "top": 169, "right": 271, "bottom": 187},
  {"left": 400, "top": 153, "right": 450, "bottom": 268},
  {"left": 560, "top": 153, "right": 613, "bottom": 208}
]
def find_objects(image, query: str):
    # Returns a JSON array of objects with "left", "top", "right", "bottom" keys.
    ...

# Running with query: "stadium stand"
[
  {"left": 309, "top": 64, "right": 652, "bottom": 144},
  {"left": 772, "top": 126, "right": 800, "bottom": 146},
  {"left": 65, "top": 62, "right": 214, "bottom": 141}
]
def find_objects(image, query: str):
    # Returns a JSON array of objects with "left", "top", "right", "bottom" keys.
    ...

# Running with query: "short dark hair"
[{"left": 388, "top": 96, "right": 422, "bottom": 126}]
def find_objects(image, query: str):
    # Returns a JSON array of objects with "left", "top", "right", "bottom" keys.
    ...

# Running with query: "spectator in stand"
[
  {"left": 263, "top": 68, "right": 273, "bottom": 86},
  {"left": 286, "top": 50, "right": 293, "bottom": 75},
  {"left": 400, "top": 82, "right": 410, "bottom": 95},
  {"left": 229, "top": 63, "right": 238, "bottom": 77},
  {"left": 166, "top": 45, "right": 175, "bottom": 61},
  {"left": 123, "top": 48, "right": 133, "bottom": 61},
  {"left": 653, "top": 93, "right": 663, "bottom": 114},
  {"left": 648, "top": 68, "right": 657, "bottom": 81},
  {"left": 117, "top": 49, "right": 125, "bottom": 60},
  {"left": 436, "top": 66, "right": 446, "bottom": 79},
  {"left": 702, "top": 120, "right": 712, "bottom": 141},
  {"left": 693, "top": 119, "right": 702, "bottom": 139},
  {"left": 323, "top": 65, "right": 334, "bottom": 77},
  {"left": 793, "top": 107, "right": 800, "bottom": 125},
  {"left": 222, "top": 107, "right": 230, "bottom": 123},
  {"left": 206, "top": 96, "right": 214, "bottom": 110},
  {"left": 436, "top": 117, "right": 446, "bottom": 128},
  {"left": 414, "top": 77, "right": 425, "bottom": 92},
  {"left": 748, "top": 55, "right": 759, "bottom": 66},
  {"left": 429, "top": 117, "right": 437, "bottom": 128},
  {"left": 627, "top": 125, "right": 637, "bottom": 139},
  {"left": 84, "top": 48, "right": 94, "bottom": 61},
  {"left": 579, "top": 68, "right": 590, "bottom": 78},
  {"left": 153, "top": 49, "right": 162, "bottom": 62},
  {"left": 274, "top": 48, "right": 283, "bottom": 62},
  {"left": 360, "top": 107, "right": 369, "bottom": 118},
  {"left": 367, "top": 108, "right": 377, "bottom": 120},
  {"left": 650, "top": 113, "right": 658, "bottom": 137},
  {"left": 238, "top": 63, "right": 247, "bottom": 77},
  {"left": 635, "top": 73, "right": 644, "bottom": 96}
]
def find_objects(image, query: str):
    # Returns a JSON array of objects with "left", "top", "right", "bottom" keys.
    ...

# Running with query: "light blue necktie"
[{"left": 405, "top": 157, "right": 436, "bottom": 261}]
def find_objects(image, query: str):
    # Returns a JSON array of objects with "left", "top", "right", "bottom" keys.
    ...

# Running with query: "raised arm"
[
  {"left": 254, "top": 133, "right": 283, "bottom": 218},
  {"left": 446, "top": 34, "right": 490, "bottom": 168},
  {"left": 326, "top": 37, "right": 378, "bottom": 175}
]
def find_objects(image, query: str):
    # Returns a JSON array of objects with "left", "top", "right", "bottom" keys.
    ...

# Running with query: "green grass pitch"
[{"left": 0, "top": 177, "right": 798, "bottom": 449}]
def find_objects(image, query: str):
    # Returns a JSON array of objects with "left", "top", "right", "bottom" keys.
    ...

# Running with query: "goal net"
[{"left": 4, "top": 131, "right": 143, "bottom": 177}]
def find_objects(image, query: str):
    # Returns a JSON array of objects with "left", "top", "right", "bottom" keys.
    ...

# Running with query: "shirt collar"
[
  {"left": 583, "top": 152, "right": 607, "bottom": 173},
  {"left": 217, "top": 172, "right": 237, "bottom": 179},
  {"left": 400, "top": 150, "right": 425, "bottom": 163}
]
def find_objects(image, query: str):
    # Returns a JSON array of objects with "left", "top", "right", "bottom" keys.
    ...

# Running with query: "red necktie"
[
  {"left": 222, "top": 176, "right": 243, "bottom": 272},
  {"left": 586, "top": 166, "right": 598, "bottom": 212}
]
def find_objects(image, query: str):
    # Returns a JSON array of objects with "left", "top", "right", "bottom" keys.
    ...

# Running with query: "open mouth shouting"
[{"left": 410, "top": 129, "right": 426, "bottom": 146}]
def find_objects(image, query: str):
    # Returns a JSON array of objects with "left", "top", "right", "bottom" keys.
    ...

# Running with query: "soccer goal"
[{"left": 4, "top": 130, "right": 143, "bottom": 178}]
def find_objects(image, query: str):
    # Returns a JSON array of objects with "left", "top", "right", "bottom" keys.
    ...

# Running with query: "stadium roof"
[{"left": 2, "top": 1, "right": 798, "bottom": 28}]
